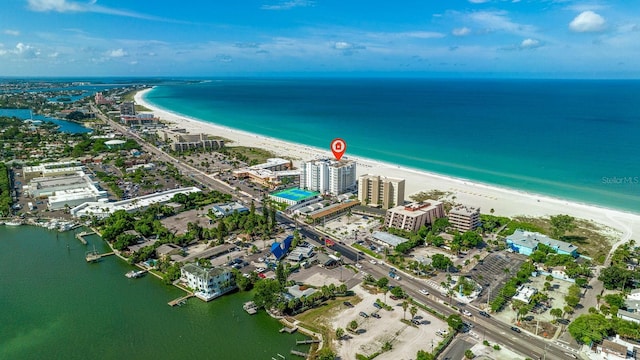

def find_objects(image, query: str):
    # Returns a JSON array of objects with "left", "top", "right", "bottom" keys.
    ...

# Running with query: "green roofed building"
[
  {"left": 269, "top": 187, "right": 321, "bottom": 206},
  {"left": 180, "top": 264, "right": 236, "bottom": 302}
]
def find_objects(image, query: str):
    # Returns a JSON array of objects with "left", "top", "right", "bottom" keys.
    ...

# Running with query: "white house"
[{"left": 180, "top": 264, "right": 236, "bottom": 302}]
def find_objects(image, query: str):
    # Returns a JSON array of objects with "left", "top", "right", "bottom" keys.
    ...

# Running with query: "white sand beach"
[{"left": 135, "top": 88, "right": 640, "bottom": 244}]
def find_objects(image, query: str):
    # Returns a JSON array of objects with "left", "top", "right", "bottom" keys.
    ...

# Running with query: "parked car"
[
  {"left": 371, "top": 313, "right": 380, "bottom": 319},
  {"left": 411, "top": 319, "right": 420, "bottom": 325},
  {"left": 359, "top": 312, "right": 369, "bottom": 318},
  {"left": 373, "top": 302, "right": 382, "bottom": 309},
  {"left": 478, "top": 310, "right": 491, "bottom": 318},
  {"left": 343, "top": 301, "right": 354, "bottom": 308}
]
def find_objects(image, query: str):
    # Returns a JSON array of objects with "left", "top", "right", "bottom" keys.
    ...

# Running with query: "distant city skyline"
[{"left": 0, "top": 0, "right": 639, "bottom": 77}]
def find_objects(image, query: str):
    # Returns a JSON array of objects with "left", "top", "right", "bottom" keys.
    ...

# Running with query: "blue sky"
[{"left": 0, "top": 0, "right": 638, "bottom": 77}]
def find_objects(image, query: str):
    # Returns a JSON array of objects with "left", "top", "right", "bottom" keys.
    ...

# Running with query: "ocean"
[
  {"left": 0, "top": 226, "right": 308, "bottom": 360},
  {"left": 144, "top": 78, "right": 640, "bottom": 213}
]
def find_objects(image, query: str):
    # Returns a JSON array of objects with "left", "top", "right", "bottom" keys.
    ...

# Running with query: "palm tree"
[
  {"left": 402, "top": 301, "right": 409, "bottom": 320},
  {"left": 410, "top": 306, "right": 418, "bottom": 320}
]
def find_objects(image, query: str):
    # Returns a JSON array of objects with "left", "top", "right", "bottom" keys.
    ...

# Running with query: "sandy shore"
[{"left": 134, "top": 87, "right": 640, "bottom": 243}]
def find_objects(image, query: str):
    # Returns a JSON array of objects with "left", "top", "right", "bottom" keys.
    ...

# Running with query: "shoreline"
[{"left": 134, "top": 87, "right": 640, "bottom": 242}]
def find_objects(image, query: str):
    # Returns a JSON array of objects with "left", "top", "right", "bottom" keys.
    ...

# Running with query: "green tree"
[
  {"left": 275, "top": 262, "right": 287, "bottom": 286},
  {"left": 335, "top": 327, "right": 345, "bottom": 340},
  {"left": 416, "top": 350, "right": 436, "bottom": 360},
  {"left": 253, "top": 278, "right": 283, "bottom": 309},
  {"left": 464, "top": 349, "right": 475, "bottom": 359},
  {"left": 550, "top": 214, "right": 575, "bottom": 239},
  {"left": 376, "top": 277, "right": 389, "bottom": 289},
  {"left": 550, "top": 308, "right": 563, "bottom": 322},
  {"left": 604, "top": 293, "right": 626, "bottom": 308},
  {"left": 349, "top": 320, "right": 358, "bottom": 331},
  {"left": 447, "top": 314, "right": 464, "bottom": 332},
  {"left": 402, "top": 300, "right": 409, "bottom": 320},
  {"left": 568, "top": 313, "right": 612, "bottom": 344},
  {"left": 410, "top": 305, "right": 418, "bottom": 319},
  {"left": 431, "top": 254, "right": 453, "bottom": 270},
  {"left": 316, "top": 347, "right": 336, "bottom": 360}
]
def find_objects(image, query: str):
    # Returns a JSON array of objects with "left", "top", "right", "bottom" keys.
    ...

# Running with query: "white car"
[
  {"left": 462, "top": 309, "right": 472, "bottom": 316},
  {"left": 369, "top": 259, "right": 377, "bottom": 265},
  {"left": 355, "top": 263, "right": 362, "bottom": 269},
  {"left": 419, "top": 289, "right": 429, "bottom": 296}
]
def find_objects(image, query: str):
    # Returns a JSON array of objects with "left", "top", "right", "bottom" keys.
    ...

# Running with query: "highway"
[{"left": 94, "top": 104, "right": 579, "bottom": 360}]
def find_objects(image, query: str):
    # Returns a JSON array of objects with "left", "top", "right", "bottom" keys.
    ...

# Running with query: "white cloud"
[
  {"left": 261, "top": 0, "right": 314, "bottom": 10},
  {"left": 3, "top": 29, "right": 20, "bottom": 36},
  {"left": 468, "top": 10, "right": 536, "bottom": 36},
  {"left": 108, "top": 48, "right": 127, "bottom": 57},
  {"left": 49, "top": 52, "right": 59, "bottom": 58},
  {"left": 334, "top": 41, "right": 353, "bottom": 50},
  {"left": 15, "top": 43, "right": 40, "bottom": 58},
  {"left": 402, "top": 31, "right": 446, "bottom": 39},
  {"left": 452, "top": 27, "right": 471, "bottom": 36},
  {"left": 27, "top": 0, "right": 183, "bottom": 23},
  {"left": 520, "top": 38, "right": 541, "bottom": 49},
  {"left": 569, "top": 11, "right": 606, "bottom": 32}
]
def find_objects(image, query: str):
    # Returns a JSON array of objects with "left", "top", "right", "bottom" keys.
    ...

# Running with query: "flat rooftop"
[{"left": 271, "top": 187, "right": 319, "bottom": 202}]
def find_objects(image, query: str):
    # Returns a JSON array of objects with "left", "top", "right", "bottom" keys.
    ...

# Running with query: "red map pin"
[{"left": 330, "top": 138, "right": 346, "bottom": 160}]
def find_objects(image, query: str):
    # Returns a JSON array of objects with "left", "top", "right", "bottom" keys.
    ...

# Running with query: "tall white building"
[
  {"left": 180, "top": 264, "right": 236, "bottom": 302},
  {"left": 358, "top": 174, "right": 405, "bottom": 210},
  {"left": 301, "top": 159, "right": 356, "bottom": 196}
]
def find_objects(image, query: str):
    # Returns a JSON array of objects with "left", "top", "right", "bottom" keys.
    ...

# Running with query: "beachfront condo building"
[
  {"left": 156, "top": 129, "right": 224, "bottom": 152},
  {"left": 358, "top": 174, "right": 405, "bottom": 210},
  {"left": 448, "top": 205, "right": 481, "bottom": 232},
  {"left": 301, "top": 159, "right": 356, "bottom": 196},
  {"left": 119, "top": 101, "right": 136, "bottom": 116},
  {"left": 384, "top": 200, "right": 445, "bottom": 232},
  {"left": 180, "top": 264, "right": 237, "bottom": 302}
]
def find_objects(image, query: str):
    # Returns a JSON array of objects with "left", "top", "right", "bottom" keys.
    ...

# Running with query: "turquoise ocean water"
[{"left": 144, "top": 78, "right": 640, "bottom": 213}]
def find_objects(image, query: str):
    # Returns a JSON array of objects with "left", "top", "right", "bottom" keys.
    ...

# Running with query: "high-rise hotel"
[{"left": 300, "top": 159, "right": 357, "bottom": 196}]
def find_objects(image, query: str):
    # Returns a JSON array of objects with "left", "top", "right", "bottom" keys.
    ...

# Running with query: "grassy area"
[
  {"left": 353, "top": 243, "right": 383, "bottom": 259},
  {"left": 294, "top": 295, "right": 361, "bottom": 355},
  {"left": 222, "top": 146, "right": 276, "bottom": 166},
  {"left": 507, "top": 216, "right": 616, "bottom": 264}
]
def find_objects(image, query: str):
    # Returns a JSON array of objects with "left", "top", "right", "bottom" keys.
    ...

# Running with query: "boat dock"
[
  {"left": 168, "top": 294, "right": 194, "bottom": 307},
  {"left": 289, "top": 350, "right": 308, "bottom": 357},
  {"left": 295, "top": 339, "right": 320, "bottom": 344},
  {"left": 75, "top": 231, "right": 95, "bottom": 245},
  {"left": 243, "top": 301, "right": 258, "bottom": 315},
  {"left": 85, "top": 251, "right": 115, "bottom": 262},
  {"left": 279, "top": 326, "right": 298, "bottom": 334}
]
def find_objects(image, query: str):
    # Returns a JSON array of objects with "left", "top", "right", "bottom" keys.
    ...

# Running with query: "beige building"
[
  {"left": 448, "top": 205, "right": 481, "bottom": 232},
  {"left": 157, "top": 129, "right": 224, "bottom": 152},
  {"left": 22, "top": 161, "right": 83, "bottom": 182},
  {"left": 358, "top": 174, "right": 405, "bottom": 210},
  {"left": 384, "top": 200, "right": 445, "bottom": 232}
]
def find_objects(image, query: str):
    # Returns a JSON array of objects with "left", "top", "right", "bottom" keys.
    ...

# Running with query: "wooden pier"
[
  {"left": 85, "top": 251, "right": 115, "bottom": 263},
  {"left": 168, "top": 294, "right": 194, "bottom": 307},
  {"left": 279, "top": 326, "right": 298, "bottom": 334},
  {"left": 295, "top": 339, "right": 320, "bottom": 345},
  {"left": 75, "top": 231, "right": 95, "bottom": 245},
  {"left": 243, "top": 301, "right": 258, "bottom": 315},
  {"left": 290, "top": 350, "right": 308, "bottom": 357}
]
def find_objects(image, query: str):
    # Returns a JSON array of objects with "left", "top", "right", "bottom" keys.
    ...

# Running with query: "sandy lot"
[{"left": 331, "top": 285, "right": 447, "bottom": 360}]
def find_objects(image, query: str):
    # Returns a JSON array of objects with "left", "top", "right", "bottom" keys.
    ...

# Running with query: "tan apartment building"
[
  {"left": 384, "top": 200, "right": 445, "bottom": 232},
  {"left": 448, "top": 205, "right": 481, "bottom": 232},
  {"left": 358, "top": 174, "right": 405, "bottom": 210},
  {"left": 157, "top": 129, "right": 224, "bottom": 152}
]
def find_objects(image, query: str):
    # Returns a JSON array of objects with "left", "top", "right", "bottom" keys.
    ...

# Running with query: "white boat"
[
  {"left": 5, "top": 220, "right": 22, "bottom": 226},
  {"left": 125, "top": 270, "right": 146, "bottom": 279}
]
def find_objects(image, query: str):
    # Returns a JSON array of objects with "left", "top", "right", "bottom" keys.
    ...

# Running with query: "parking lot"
[
  {"left": 320, "top": 214, "right": 380, "bottom": 242},
  {"left": 331, "top": 285, "right": 447, "bottom": 360}
]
